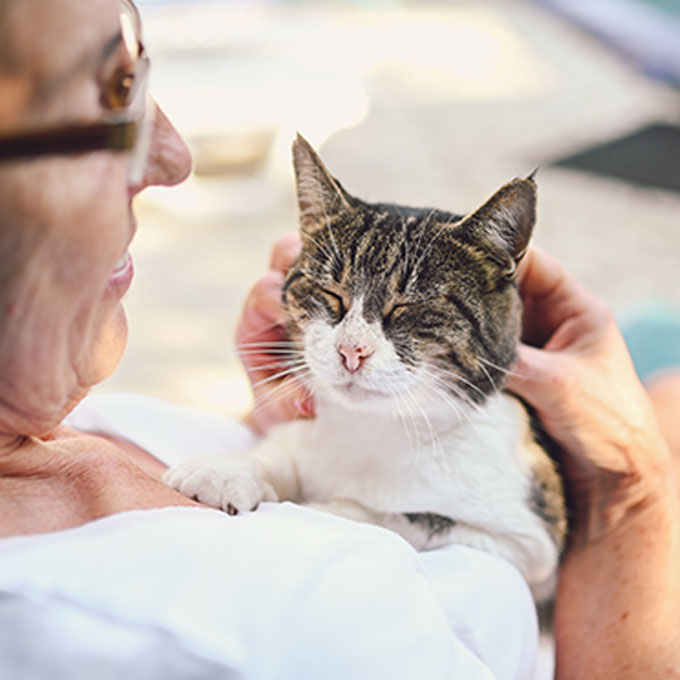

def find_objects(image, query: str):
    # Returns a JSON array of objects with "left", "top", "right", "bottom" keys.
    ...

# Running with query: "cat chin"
[
  {"left": 316, "top": 385, "right": 460, "bottom": 420},
  {"left": 317, "top": 384, "right": 395, "bottom": 414}
]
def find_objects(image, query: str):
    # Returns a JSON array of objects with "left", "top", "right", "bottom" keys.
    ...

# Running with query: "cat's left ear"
[
  {"left": 292, "top": 133, "right": 356, "bottom": 236},
  {"left": 460, "top": 176, "right": 537, "bottom": 279}
]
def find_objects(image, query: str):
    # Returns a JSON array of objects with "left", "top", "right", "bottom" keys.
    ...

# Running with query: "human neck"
[
  {"left": 0, "top": 430, "right": 32, "bottom": 460},
  {"left": 0, "top": 393, "right": 66, "bottom": 457},
  {"left": 0, "top": 428, "right": 199, "bottom": 538},
  {"left": 0, "top": 425, "right": 72, "bottom": 480}
]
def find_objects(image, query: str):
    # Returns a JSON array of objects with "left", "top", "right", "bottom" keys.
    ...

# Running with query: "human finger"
[
  {"left": 237, "top": 270, "right": 287, "bottom": 343},
  {"left": 506, "top": 343, "right": 571, "bottom": 412},
  {"left": 235, "top": 267, "right": 314, "bottom": 432},
  {"left": 516, "top": 246, "right": 567, "bottom": 293},
  {"left": 517, "top": 247, "right": 603, "bottom": 347},
  {"left": 269, "top": 232, "right": 302, "bottom": 274}
]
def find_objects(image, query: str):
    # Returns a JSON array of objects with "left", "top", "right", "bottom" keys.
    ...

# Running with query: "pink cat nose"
[{"left": 338, "top": 343, "right": 373, "bottom": 373}]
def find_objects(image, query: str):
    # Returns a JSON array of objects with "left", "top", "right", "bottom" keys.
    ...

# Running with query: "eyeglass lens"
[{"left": 119, "top": 0, "right": 154, "bottom": 185}]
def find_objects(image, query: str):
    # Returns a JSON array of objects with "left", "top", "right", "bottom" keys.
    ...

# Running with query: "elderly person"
[
  {"left": 0, "top": 3, "right": 537, "bottom": 678},
  {"left": 0, "top": 1, "right": 678, "bottom": 678}
]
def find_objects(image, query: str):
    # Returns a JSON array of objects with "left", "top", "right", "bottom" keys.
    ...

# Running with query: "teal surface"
[{"left": 620, "top": 303, "right": 680, "bottom": 382}]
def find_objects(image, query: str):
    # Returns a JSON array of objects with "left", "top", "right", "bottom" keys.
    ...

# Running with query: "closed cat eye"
[
  {"left": 320, "top": 289, "right": 347, "bottom": 320},
  {"left": 383, "top": 303, "right": 411, "bottom": 326}
]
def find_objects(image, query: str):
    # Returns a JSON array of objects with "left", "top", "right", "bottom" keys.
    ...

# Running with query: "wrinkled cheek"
[
  {"left": 80, "top": 302, "right": 129, "bottom": 386},
  {"left": 0, "top": 304, "right": 127, "bottom": 436}
]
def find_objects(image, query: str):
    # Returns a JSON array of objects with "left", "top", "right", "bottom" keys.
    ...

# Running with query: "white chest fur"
[
  {"left": 166, "top": 384, "right": 560, "bottom": 591},
  {"left": 252, "top": 391, "right": 560, "bottom": 592},
  {"left": 267, "top": 393, "right": 532, "bottom": 530}
]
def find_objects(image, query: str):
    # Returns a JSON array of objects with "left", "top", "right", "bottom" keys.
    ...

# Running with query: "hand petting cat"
[
  {"left": 507, "top": 246, "right": 673, "bottom": 541},
  {"left": 238, "top": 231, "right": 313, "bottom": 435},
  {"left": 507, "top": 246, "right": 680, "bottom": 679}
]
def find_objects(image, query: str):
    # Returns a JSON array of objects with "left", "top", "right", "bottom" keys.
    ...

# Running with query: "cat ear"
[
  {"left": 292, "top": 133, "right": 355, "bottom": 235},
  {"left": 459, "top": 177, "right": 537, "bottom": 279}
]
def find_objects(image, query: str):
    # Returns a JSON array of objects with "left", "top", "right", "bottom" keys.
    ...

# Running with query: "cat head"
[{"left": 283, "top": 134, "right": 536, "bottom": 417}]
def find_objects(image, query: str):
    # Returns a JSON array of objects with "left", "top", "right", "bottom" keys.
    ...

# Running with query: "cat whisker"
[
  {"left": 251, "top": 364, "right": 311, "bottom": 397},
  {"left": 422, "top": 381, "right": 467, "bottom": 424},
  {"left": 398, "top": 388, "right": 431, "bottom": 452},
  {"left": 453, "top": 373, "right": 489, "bottom": 402},
  {"left": 477, "top": 356, "right": 541, "bottom": 382},
  {"left": 399, "top": 383, "right": 445, "bottom": 459},
  {"left": 236, "top": 349, "right": 304, "bottom": 358},
  {"left": 385, "top": 384, "right": 418, "bottom": 456},
  {"left": 301, "top": 231, "right": 337, "bottom": 266},
  {"left": 418, "top": 375, "right": 488, "bottom": 449},
  {"left": 478, "top": 361, "right": 498, "bottom": 392},
  {"left": 391, "top": 385, "right": 425, "bottom": 444},
  {"left": 431, "top": 377, "right": 478, "bottom": 418},
  {"left": 424, "top": 360, "right": 489, "bottom": 404},
  {"left": 251, "top": 372, "right": 313, "bottom": 416},
  {"left": 249, "top": 363, "right": 310, "bottom": 391},
  {"left": 243, "top": 359, "right": 307, "bottom": 374},
  {"left": 235, "top": 343, "right": 302, "bottom": 352},
  {"left": 419, "top": 366, "right": 484, "bottom": 420},
  {"left": 299, "top": 249, "right": 329, "bottom": 272},
  {"left": 236, "top": 341, "right": 300, "bottom": 350},
  {"left": 445, "top": 378, "right": 484, "bottom": 415}
]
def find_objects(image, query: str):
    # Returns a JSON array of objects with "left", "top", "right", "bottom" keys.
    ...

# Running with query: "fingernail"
[{"left": 294, "top": 396, "right": 315, "bottom": 418}]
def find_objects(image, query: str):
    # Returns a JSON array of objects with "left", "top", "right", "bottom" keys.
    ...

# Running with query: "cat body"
[{"left": 165, "top": 135, "right": 566, "bottom": 601}]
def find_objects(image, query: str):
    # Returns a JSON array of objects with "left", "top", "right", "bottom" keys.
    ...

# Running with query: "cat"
[{"left": 165, "top": 134, "right": 566, "bottom": 603}]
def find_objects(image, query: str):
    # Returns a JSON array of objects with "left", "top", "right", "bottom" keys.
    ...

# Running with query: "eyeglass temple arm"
[{"left": 0, "top": 120, "right": 137, "bottom": 161}]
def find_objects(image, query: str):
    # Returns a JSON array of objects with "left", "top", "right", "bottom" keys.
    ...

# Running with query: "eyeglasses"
[{"left": 0, "top": 0, "right": 154, "bottom": 185}]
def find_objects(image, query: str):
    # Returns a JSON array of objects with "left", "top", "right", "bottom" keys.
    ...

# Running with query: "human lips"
[
  {"left": 107, "top": 212, "right": 137, "bottom": 298},
  {"left": 107, "top": 250, "right": 134, "bottom": 298}
]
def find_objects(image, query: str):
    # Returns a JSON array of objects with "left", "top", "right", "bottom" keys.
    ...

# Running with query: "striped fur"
[
  {"left": 165, "top": 136, "right": 566, "bottom": 605},
  {"left": 285, "top": 136, "right": 533, "bottom": 407},
  {"left": 283, "top": 135, "right": 566, "bottom": 597}
]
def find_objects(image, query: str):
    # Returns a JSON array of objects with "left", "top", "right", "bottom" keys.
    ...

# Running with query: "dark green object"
[{"left": 553, "top": 123, "right": 680, "bottom": 193}]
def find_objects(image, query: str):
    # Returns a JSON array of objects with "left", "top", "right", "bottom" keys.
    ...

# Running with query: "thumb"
[{"left": 506, "top": 343, "right": 568, "bottom": 413}]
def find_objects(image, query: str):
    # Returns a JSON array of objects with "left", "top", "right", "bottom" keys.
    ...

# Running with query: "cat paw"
[{"left": 164, "top": 452, "right": 277, "bottom": 514}]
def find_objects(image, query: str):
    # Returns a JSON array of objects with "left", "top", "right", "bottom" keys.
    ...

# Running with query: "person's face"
[{"left": 0, "top": 0, "right": 192, "bottom": 436}]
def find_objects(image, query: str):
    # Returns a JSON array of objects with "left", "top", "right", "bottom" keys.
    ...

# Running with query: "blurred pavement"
[{"left": 98, "top": 0, "right": 680, "bottom": 420}]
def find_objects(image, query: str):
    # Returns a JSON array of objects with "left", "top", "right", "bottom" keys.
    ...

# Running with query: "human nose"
[{"left": 130, "top": 101, "right": 192, "bottom": 196}]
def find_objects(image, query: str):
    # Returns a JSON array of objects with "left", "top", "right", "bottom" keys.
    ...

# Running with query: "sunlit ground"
[
  {"left": 141, "top": 2, "right": 554, "bottom": 213},
  {"left": 100, "top": 0, "right": 680, "bottom": 426}
]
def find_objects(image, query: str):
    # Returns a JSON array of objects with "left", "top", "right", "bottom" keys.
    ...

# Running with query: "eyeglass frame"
[{"left": 0, "top": 0, "right": 153, "bottom": 183}]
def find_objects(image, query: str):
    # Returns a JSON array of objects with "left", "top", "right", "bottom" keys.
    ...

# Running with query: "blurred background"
[{"left": 99, "top": 0, "right": 680, "bottom": 419}]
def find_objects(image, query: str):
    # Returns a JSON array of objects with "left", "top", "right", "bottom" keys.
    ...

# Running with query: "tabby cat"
[{"left": 165, "top": 135, "right": 566, "bottom": 602}]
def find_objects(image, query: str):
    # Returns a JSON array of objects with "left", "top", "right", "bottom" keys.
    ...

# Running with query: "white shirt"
[{"left": 0, "top": 394, "right": 539, "bottom": 680}]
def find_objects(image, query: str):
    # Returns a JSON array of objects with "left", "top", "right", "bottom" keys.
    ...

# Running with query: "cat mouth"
[{"left": 338, "top": 381, "right": 388, "bottom": 399}]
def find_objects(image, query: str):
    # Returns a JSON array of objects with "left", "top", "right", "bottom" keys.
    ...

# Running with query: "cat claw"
[{"left": 164, "top": 452, "right": 274, "bottom": 514}]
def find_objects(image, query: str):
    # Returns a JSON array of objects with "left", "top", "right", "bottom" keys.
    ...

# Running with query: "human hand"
[
  {"left": 237, "top": 232, "right": 314, "bottom": 435},
  {"left": 506, "top": 247, "right": 674, "bottom": 540}
]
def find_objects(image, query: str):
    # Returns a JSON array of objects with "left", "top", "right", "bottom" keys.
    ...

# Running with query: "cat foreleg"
[
  {"left": 163, "top": 448, "right": 277, "bottom": 513},
  {"left": 164, "top": 428, "right": 302, "bottom": 514}
]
